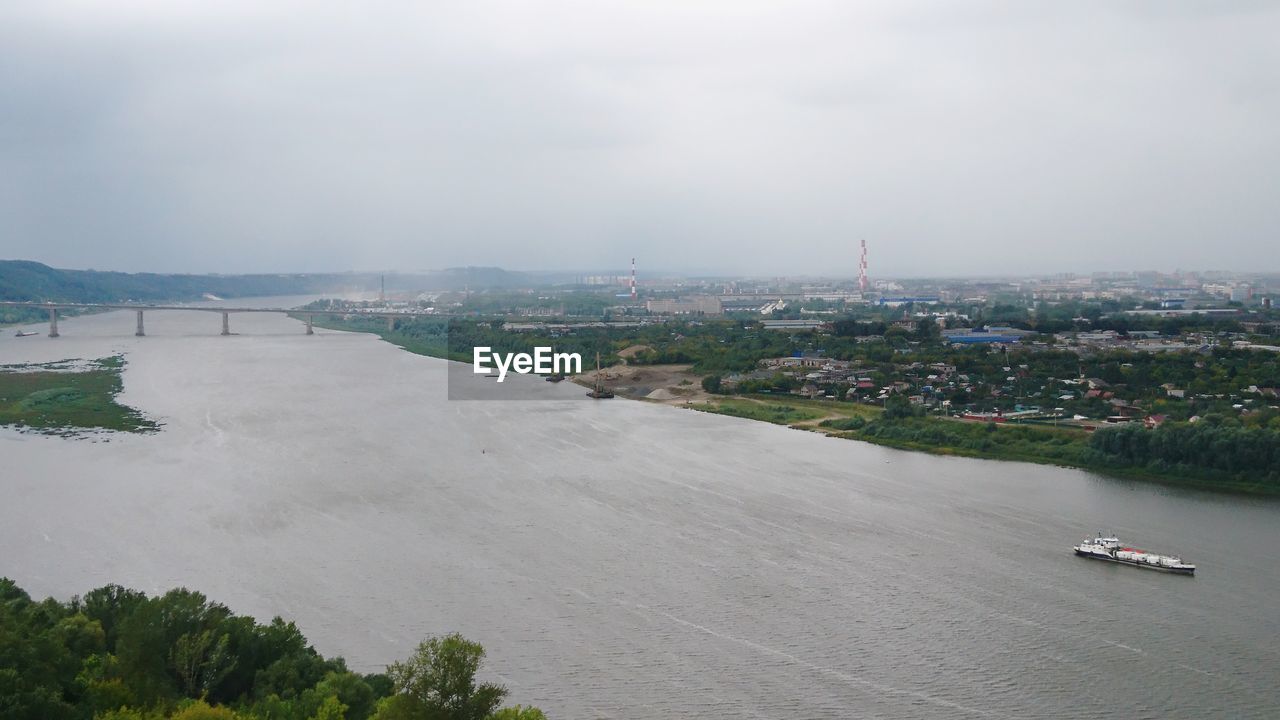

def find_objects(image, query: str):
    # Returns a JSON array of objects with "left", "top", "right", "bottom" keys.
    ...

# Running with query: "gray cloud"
[{"left": 2, "top": 1, "right": 1277, "bottom": 277}]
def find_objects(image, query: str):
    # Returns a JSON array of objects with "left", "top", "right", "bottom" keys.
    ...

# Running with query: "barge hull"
[{"left": 1075, "top": 550, "right": 1195, "bottom": 575}]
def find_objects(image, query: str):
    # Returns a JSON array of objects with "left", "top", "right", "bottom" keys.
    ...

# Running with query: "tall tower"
[
  {"left": 631, "top": 257, "right": 637, "bottom": 301},
  {"left": 858, "top": 240, "right": 869, "bottom": 294}
]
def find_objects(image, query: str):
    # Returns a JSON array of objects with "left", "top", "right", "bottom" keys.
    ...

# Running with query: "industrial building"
[
  {"left": 942, "top": 326, "right": 1031, "bottom": 344},
  {"left": 646, "top": 296, "right": 723, "bottom": 315}
]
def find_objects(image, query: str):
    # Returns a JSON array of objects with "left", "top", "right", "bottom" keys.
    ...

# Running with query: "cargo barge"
[{"left": 1074, "top": 534, "right": 1195, "bottom": 575}]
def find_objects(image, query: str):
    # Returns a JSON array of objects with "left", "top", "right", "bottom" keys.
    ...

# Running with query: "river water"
[{"left": 2, "top": 305, "right": 1278, "bottom": 719}]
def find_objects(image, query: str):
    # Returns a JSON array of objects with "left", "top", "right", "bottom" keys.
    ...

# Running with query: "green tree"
[
  {"left": 173, "top": 630, "right": 237, "bottom": 698},
  {"left": 913, "top": 318, "right": 941, "bottom": 343},
  {"left": 0, "top": 580, "right": 80, "bottom": 720},
  {"left": 251, "top": 650, "right": 345, "bottom": 703},
  {"left": 115, "top": 588, "right": 234, "bottom": 704},
  {"left": 309, "top": 671, "right": 379, "bottom": 720},
  {"left": 76, "top": 584, "right": 148, "bottom": 650},
  {"left": 883, "top": 394, "right": 919, "bottom": 420},
  {"left": 371, "top": 635, "right": 506, "bottom": 720},
  {"left": 310, "top": 695, "right": 349, "bottom": 720}
]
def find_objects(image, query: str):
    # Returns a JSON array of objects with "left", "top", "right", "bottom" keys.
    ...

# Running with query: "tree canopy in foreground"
[{"left": 0, "top": 578, "right": 544, "bottom": 720}]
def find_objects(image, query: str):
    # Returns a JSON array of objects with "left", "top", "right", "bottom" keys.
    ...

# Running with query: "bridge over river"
[{"left": 0, "top": 301, "right": 440, "bottom": 337}]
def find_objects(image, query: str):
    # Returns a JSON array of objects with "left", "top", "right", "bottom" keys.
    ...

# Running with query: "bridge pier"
[
  {"left": 48, "top": 308, "right": 59, "bottom": 338},
  {"left": 135, "top": 310, "right": 145, "bottom": 336},
  {"left": 221, "top": 312, "right": 230, "bottom": 336},
  {"left": 387, "top": 316, "right": 395, "bottom": 332},
  {"left": 306, "top": 314, "right": 314, "bottom": 335}
]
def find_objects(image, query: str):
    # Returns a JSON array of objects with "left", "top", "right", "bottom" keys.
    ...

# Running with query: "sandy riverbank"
[{"left": 571, "top": 362, "right": 712, "bottom": 404}]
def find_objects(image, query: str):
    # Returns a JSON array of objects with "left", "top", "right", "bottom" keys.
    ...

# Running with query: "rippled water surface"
[{"left": 2, "top": 305, "right": 1278, "bottom": 719}]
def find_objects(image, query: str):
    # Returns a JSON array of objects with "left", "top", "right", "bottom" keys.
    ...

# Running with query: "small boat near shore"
[
  {"left": 14, "top": 330, "right": 38, "bottom": 337},
  {"left": 1074, "top": 534, "right": 1195, "bottom": 575}
]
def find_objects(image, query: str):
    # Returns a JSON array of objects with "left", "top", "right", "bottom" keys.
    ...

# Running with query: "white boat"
[
  {"left": 1074, "top": 534, "right": 1195, "bottom": 575},
  {"left": 14, "top": 330, "right": 38, "bottom": 337}
]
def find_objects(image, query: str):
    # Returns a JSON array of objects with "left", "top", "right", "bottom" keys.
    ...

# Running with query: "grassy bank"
[
  {"left": 694, "top": 393, "right": 876, "bottom": 425},
  {"left": 0, "top": 356, "right": 157, "bottom": 435},
  {"left": 693, "top": 393, "right": 1279, "bottom": 495},
  {"left": 696, "top": 398, "right": 829, "bottom": 424}
]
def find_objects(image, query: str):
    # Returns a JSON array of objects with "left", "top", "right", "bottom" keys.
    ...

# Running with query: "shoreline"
[
  {"left": 572, "top": 364, "right": 1280, "bottom": 497},
  {"left": 308, "top": 317, "right": 1280, "bottom": 498}
]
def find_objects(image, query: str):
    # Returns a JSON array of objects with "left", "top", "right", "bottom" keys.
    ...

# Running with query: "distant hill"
[
  {"left": 0, "top": 260, "right": 350, "bottom": 304},
  {"left": 404, "top": 266, "right": 531, "bottom": 291},
  {"left": 0, "top": 261, "right": 549, "bottom": 325}
]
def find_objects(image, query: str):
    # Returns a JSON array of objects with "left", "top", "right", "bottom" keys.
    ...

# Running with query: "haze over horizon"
[{"left": 3, "top": 2, "right": 1278, "bottom": 277}]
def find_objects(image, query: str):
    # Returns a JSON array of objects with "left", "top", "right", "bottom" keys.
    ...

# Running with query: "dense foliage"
[
  {"left": 0, "top": 579, "right": 542, "bottom": 720},
  {"left": 813, "top": 410, "right": 1280, "bottom": 492},
  {"left": 1090, "top": 421, "right": 1280, "bottom": 489}
]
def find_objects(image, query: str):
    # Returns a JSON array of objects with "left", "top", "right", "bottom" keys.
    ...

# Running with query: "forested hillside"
[{"left": 0, "top": 261, "right": 342, "bottom": 304}]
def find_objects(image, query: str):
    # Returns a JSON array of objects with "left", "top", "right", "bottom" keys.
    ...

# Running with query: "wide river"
[{"left": 2, "top": 304, "right": 1278, "bottom": 719}]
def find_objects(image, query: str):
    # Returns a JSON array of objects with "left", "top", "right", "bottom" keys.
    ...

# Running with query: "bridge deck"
[{"left": 0, "top": 301, "right": 443, "bottom": 318}]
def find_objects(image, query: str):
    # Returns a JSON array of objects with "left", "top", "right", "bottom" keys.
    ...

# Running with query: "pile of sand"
[{"left": 647, "top": 386, "right": 696, "bottom": 401}]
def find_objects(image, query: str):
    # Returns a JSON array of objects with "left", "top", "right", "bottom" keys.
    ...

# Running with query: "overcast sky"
[{"left": 2, "top": 1, "right": 1277, "bottom": 278}]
